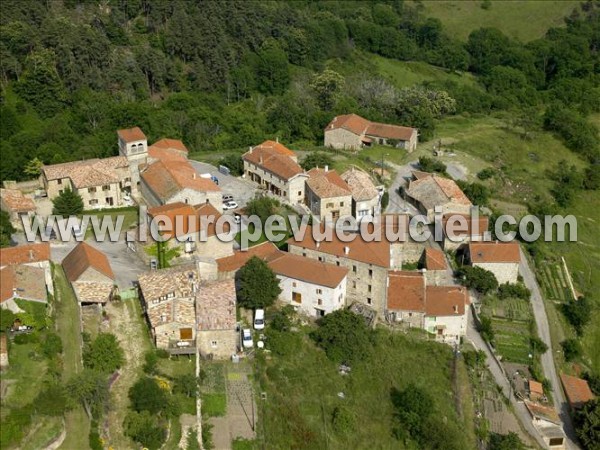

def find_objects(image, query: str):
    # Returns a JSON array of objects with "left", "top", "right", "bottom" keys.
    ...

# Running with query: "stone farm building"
[
  {"left": 405, "top": 172, "right": 472, "bottom": 222},
  {"left": 305, "top": 167, "right": 352, "bottom": 222},
  {"left": 468, "top": 241, "right": 521, "bottom": 284},
  {"left": 242, "top": 140, "right": 308, "bottom": 205},
  {"left": 340, "top": 168, "right": 380, "bottom": 219},
  {"left": 41, "top": 156, "right": 132, "bottom": 209},
  {"left": 62, "top": 242, "right": 116, "bottom": 305},
  {"left": 386, "top": 271, "right": 470, "bottom": 345},
  {"left": 146, "top": 202, "right": 233, "bottom": 260},
  {"left": 324, "top": 113, "right": 418, "bottom": 152},
  {"left": 0, "top": 188, "right": 36, "bottom": 228},
  {"left": 0, "top": 264, "right": 48, "bottom": 312}
]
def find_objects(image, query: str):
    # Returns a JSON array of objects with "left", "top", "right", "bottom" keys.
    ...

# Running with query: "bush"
[
  {"left": 530, "top": 336, "right": 548, "bottom": 354},
  {"left": 52, "top": 187, "right": 83, "bottom": 216},
  {"left": 41, "top": 332, "right": 63, "bottom": 358},
  {"left": 13, "top": 332, "right": 39, "bottom": 344},
  {"left": 561, "top": 339, "right": 582, "bottom": 362},
  {"left": 477, "top": 168, "right": 495, "bottom": 180},
  {"left": 143, "top": 350, "right": 158, "bottom": 374},
  {"left": 478, "top": 315, "right": 495, "bottom": 342},
  {"left": 381, "top": 191, "right": 389, "bottom": 210},
  {"left": 124, "top": 410, "right": 167, "bottom": 450},
  {"left": 301, "top": 152, "right": 334, "bottom": 170},
  {"left": 218, "top": 154, "right": 244, "bottom": 176},
  {"left": 34, "top": 383, "right": 69, "bottom": 416},
  {"left": 497, "top": 283, "right": 530, "bottom": 300},
  {"left": 418, "top": 156, "right": 447, "bottom": 174},
  {"left": 561, "top": 297, "right": 592, "bottom": 336},
  {"left": 89, "top": 420, "right": 103, "bottom": 450},
  {"left": 573, "top": 399, "right": 600, "bottom": 450},
  {"left": 83, "top": 332, "right": 125, "bottom": 374},
  {"left": 331, "top": 406, "right": 355, "bottom": 434},
  {"left": 310, "top": 309, "right": 373, "bottom": 364},
  {"left": 457, "top": 266, "right": 499, "bottom": 294},
  {"left": 488, "top": 432, "right": 526, "bottom": 450},
  {"left": 129, "top": 377, "right": 168, "bottom": 415},
  {"left": 244, "top": 196, "right": 280, "bottom": 224}
]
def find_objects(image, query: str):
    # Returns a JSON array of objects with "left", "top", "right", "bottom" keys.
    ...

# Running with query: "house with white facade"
[
  {"left": 268, "top": 252, "right": 348, "bottom": 318},
  {"left": 242, "top": 140, "right": 308, "bottom": 205},
  {"left": 340, "top": 168, "right": 380, "bottom": 219},
  {"left": 468, "top": 241, "right": 521, "bottom": 284},
  {"left": 324, "top": 114, "right": 418, "bottom": 152}
]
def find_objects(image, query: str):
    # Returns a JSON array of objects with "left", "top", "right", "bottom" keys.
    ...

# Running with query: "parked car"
[
  {"left": 224, "top": 200, "right": 238, "bottom": 210},
  {"left": 222, "top": 194, "right": 234, "bottom": 203},
  {"left": 242, "top": 328, "right": 253, "bottom": 349},
  {"left": 254, "top": 309, "right": 265, "bottom": 330}
]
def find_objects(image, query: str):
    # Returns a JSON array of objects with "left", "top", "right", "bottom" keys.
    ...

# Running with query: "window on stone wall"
[
  {"left": 367, "top": 285, "right": 372, "bottom": 293},
  {"left": 57, "top": 179, "right": 62, "bottom": 185},
  {"left": 292, "top": 292, "right": 302, "bottom": 303},
  {"left": 340, "top": 202, "right": 344, "bottom": 207},
  {"left": 88, "top": 187, "right": 96, "bottom": 193},
  {"left": 316, "top": 288, "right": 322, "bottom": 294},
  {"left": 317, "top": 299, "right": 322, "bottom": 306},
  {"left": 368, "top": 269, "right": 373, "bottom": 277},
  {"left": 326, "top": 202, "right": 333, "bottom": 208},
  {"left": 102, "top": 185, "right": 110, "bottom": 191},
  {"left": 89, "top": 199, "right": 98, "bottom": 205},
  {"left": 367, "top": 298, "right": 372, "bottom": 305},
  {"left": 211, "top": 340, "right": 218, "bottom": 348}
]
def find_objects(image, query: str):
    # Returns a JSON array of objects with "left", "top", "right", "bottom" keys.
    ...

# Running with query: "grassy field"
[
  {"left": 83, "top": 206, "right": 139, "bottom": 239},
  {"left": 420, "top": 0, "right": 578, "bottom": 42},
  {"left": 53, "top": 266, "right": 91, "bottom": 450},
  {"left": 255, "top": 327, "right": 475, "bottom": 449},
  {"left": 200, "top": 363, "right": 227, "bottom": 418}
]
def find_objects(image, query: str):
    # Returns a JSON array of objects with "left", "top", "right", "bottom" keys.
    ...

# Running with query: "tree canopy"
[
  {"left": 83, "top": 332, "right": 125, "bottom": 374},
  {"left": 52, "top": 187, "right": 84, "bottom": 216},
  {"left": 237, "top": 256, "right": 281, "bottom": 310}
]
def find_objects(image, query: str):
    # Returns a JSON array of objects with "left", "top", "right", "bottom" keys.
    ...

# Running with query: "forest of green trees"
[{"left": 0, "top": 0, "right": 598, "bottom": 187}]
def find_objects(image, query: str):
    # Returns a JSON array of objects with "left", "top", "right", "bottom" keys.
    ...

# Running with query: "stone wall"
[
  {"left": 324, "top": 128, "right": 362, "bottom": 151},
  {"left": 197, "top": 329, "right": 238, "bottom": 359},
  {"left": 474, "top": 262, "right": 519, "bottom": 285}
]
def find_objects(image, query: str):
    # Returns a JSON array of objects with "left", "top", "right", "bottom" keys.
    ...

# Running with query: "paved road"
[
  {"left": 519, "top": 248, "right": 579, "bottom": 449},
  {"left": 466, "top": 312, "right": 548, "bottom": 449}
]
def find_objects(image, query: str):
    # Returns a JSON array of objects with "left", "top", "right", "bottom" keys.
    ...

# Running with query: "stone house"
[
  {"left": 242, "top": 140, "right": 308, "bottom": 205},
  {"left": 421, "top": 247, "right": 449, "bottom": 286},
  {"left": 138, "top": 265, "right": 199, "bottom": 351},
  {"left": 41, "top": 156, "right": 132, "bottom": 210},
  {"left": 62, "top": 242, "right": 115, "bottom": 305},
  {"left": 268, "top": 252, "right": 348, "bottom": 318},
  {"left": 379, "top": 214, "right": 426, "bottom": 267},
  {"left": 117, "top": 127, "right": 148, "bottom": 194},
  {"left": 0, "top": 188, "right": 36, "bottom": 228},
  {"left": 468, "top": 241, "right": 521, "bottom": 284},
  {"left": 386, "top": 271, "right": 469, "bottom": 345},
  {"left": 405, "top": 173, "right": 472, "bottom": 222},
  {"left": 324, "top": 113, "right": 418, "bottom": 152},
  {"left": 216, "top": 241, "right": 283, "bottom": 279},
  {"left": 0, "top": 243, "right": 53, "bottom": 295},
  {"left": 196, "top": 279, "right": 237, "bottom": 359},
  {"left": 146, "top": 202, "right": 233, "bottom": 260},
  {"left": 441, "top": 213, "right": 489, "bottom": 251},
  {"left": 287, "top": 226, "right": 394, "bottom": 315},
  {"left": 140, "top": 156, "right": 222, "bottom": 210},
  {"left": 340, "top": 168, "right": 380, "bottom": 219},
  {"left": 305, "top": 167, "right": 352, "bottom": 222}
]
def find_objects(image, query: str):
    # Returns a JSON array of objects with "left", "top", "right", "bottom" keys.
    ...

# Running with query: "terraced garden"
[{"left": 538, "top": 261, "right": 575, "bottom": 302}]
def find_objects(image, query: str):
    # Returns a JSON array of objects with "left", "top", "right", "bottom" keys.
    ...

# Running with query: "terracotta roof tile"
[
  {"left": 425, "top": 285, "right": 468, "bottom": 316},
  {"left": 0, "top": 243, "right": 50, "bottom": 266},
  {"left": 469, "top": 242, "right": 521, "bottom": 264},
  {"left": 424, "top": 248, "right": 448, "bottom": 271},
  {"left": 138, "top": 264, "right": 198, "bottom": 302},
  {"left": 0, "top": 266, "right": 16, "bottom": 303},
  {"left": 72, "top": 281, "right": 113, "bottom": 304},
  {"left": 216, "top": 242, "right": 281, "bottom": 273},
  {"left": 530, "top": 380, "right": 544, "bottom": 395},
  {"left": 307, "top": 168, "right": 351, "bottom": 199},
  {"left": 407, "top": 174, "right": 471, "bottom": 210},
  {"left": 152, "top": 138, "right": 188, "bottom": 153},
  {"left": 62, "top": 242, "right": 115, "bottom": 282},
  {"left": 142, "top": 159, "right": 220, "bottom": 202},
  {"left": 287, "top": 226, "right": 391, "bottom": 267},
  {"left": 325, "top": 114, "right": 371, "bottom": 135},
  {"left": 340, "top": 168, "right": 378, "bottom": 202},
  {"left": 387, "top": 271, "right": 425, "bottom": 311},
  {"left": 0, "top": 189, "right": 35, "bottom": 212},
  {"left": 325, "top": 114, "right": 416, "bottom": 141},
  {"left": 42, "top": 156, "right": 129, "bottom": 189},
  {"left": 1, "top": 265, "right": 47, "bottom": 303},
  {"left": 147, "top": 202, "right": 225, "bottom": 239},
  {"left": 148, "top": 146, "right": 189, "bottom": 163},
  {"left": 366, "top": 122, "right": 416, "bottom": 141},
  {"left": 117, "top": 127, "right": 146, "bottom": 142},
  {"left": 268, "top": 252, "right": 348, "bottom": 288},
  {"left": 560, "top": 374, "right": 595, "bottom": 409},
  {"left": 196, "top": 279, "right": 237, "bottom": 331},
  {"left": 242, "top": 141, "right": 304, "bottom": 181}
]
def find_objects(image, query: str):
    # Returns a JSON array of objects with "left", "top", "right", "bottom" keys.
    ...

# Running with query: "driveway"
[
  {"left": 49, "top": 240, "right": 147, "bottom": 289},
  {"left": 189, "top": 161, "right": 257, "bottom": 209},
  {"left": 519, "top": 248, "right": 579, "bottom": 449}
]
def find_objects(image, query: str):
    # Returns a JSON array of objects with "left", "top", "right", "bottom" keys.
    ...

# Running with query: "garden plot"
[{"left": 539, "top": 263, "right": 573, "bottom": 301}]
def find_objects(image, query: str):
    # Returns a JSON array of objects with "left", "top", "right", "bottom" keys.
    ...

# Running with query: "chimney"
[
  {"left": 192, "top": 173, "right": 196, "bottom": 179},
  {"left": 316, "top": 241, "right": 320, "bottom": 249},
  {"left": 344, "top": 246, "right": 350, "bottom": 255},
  {"left": 325, "top": 165, "right": 329, "bottom": 172},
  {"left": 259, "top": 156, "right": 263, "bottom": 164},
  {"left": 276, "top": 136, "right": 279, "bottom": 143},
  {"left": 29, "top": 250, "right": 34, "bottom": 261},
  {"left": 249, "top": 146, "right": 253, "bottom": 153},
  {"left": 453, "top": 305, "right": 458, "bottom": 314}
]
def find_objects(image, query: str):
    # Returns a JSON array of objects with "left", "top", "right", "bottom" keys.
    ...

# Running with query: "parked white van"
[{"left": 254, "top": 309, "right": 265, "bottom": 330}]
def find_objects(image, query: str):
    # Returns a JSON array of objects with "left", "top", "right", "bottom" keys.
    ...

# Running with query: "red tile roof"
[
  {"left": 325, "top": 114, "right": 416, "bottom": 141},
  {"left": 148, "top": 146, "right": 189, "bottom": 163},
  {"left": 306, "top": 168, "right": 351, "bottom": 199},
  {"left": 560, "top": 374, "right": 595, "bottom": 409},
  {"left": 117, "top": 127, "right": 146, "bottom": 142},
  {"left": 216, "top": 242, "right": 281, "bottom": 273},
  {"left": 425, "top": 285, "right": 468, "bottom": 316},
  {"left": 0, "top": 189, "right": 35, "bottom": 212},
  {"left": 530, "top": 380, "right": 544, "bottom": 396},
  {"left": 243, "top": 141, "right": 303, "bottom": 181},
  {"left": 0, "top": 266, "right": 16, "bottom": 303},
  {"left": 41, "top": 156, "right": 129, "bottom": 189},
  {"left": 151, "top": 138, "right": 188, "bottom": 153},
  {"left": 387, "top": 271, "right": 425, "bottom": 311},
  {"left": 0, "top": 243, "right": 50, "bottom": 266},
  {"left": 424, "top": 248, "right": 448, "bottom": 271},
  {"left": 469, "top": 242, "right": 521, "bottom": 264},
  {"left": 268, "top": 252, "right": 348, "bottom": 288},
  {"left": 62, "top": 242, "right": 115, "bottom": 282},
  {"left": 287, "top": 226, "right": 391, "bottom": 267},
  {"left": 147, "top": 202, "right": 225, "bottom": 239},
  {"left": 142, "top": 159, "right": 220, "bottom": 202}
]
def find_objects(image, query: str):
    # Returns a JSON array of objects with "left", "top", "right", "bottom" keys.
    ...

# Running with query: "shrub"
[
  {"left": 129, "top": 377, "right": 168, "bottom": 415},
  {"left": 52, "top": 187, "right": 83, "bottom": 216},
  {"left": 218, "top": 154, "right": 244, "bottom": 176},
  {"left": 477, "top": 168, "right": 495, "bottom": 180},
  {"left": 143, "top": 350, "right": 158, "bottom": 374},
  {"left": 497, "top": 283, "right": 530, "bottom": 300},
  {"left": 83, "top": 332, "right": 125, "bottom": 374},
  {"left": 418, "top": 156, "right": 447, "bottom": 174},
  {"left": 124, "top": 410, "right": 167, "bottom": 450},
  {"left": 301, "top": 152, "right": 334, "bottom": 170},
  {"left": 478, "top": 316, "right": 495, "bottom": 342},
  {"left": 561, "top": 339, "right": 582, "bottom": 362},
  {"left": 41, "top": 332, "right": 63, "bottom": 358},
  {"left": 457, "top": 266, "right": 499, "bottom": 294},
  {"left": 561, "top": 297, "right": 592, "bottom": 336},
  {"left": 331, "top": 406, "right": 355, "bottom": 434}
]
